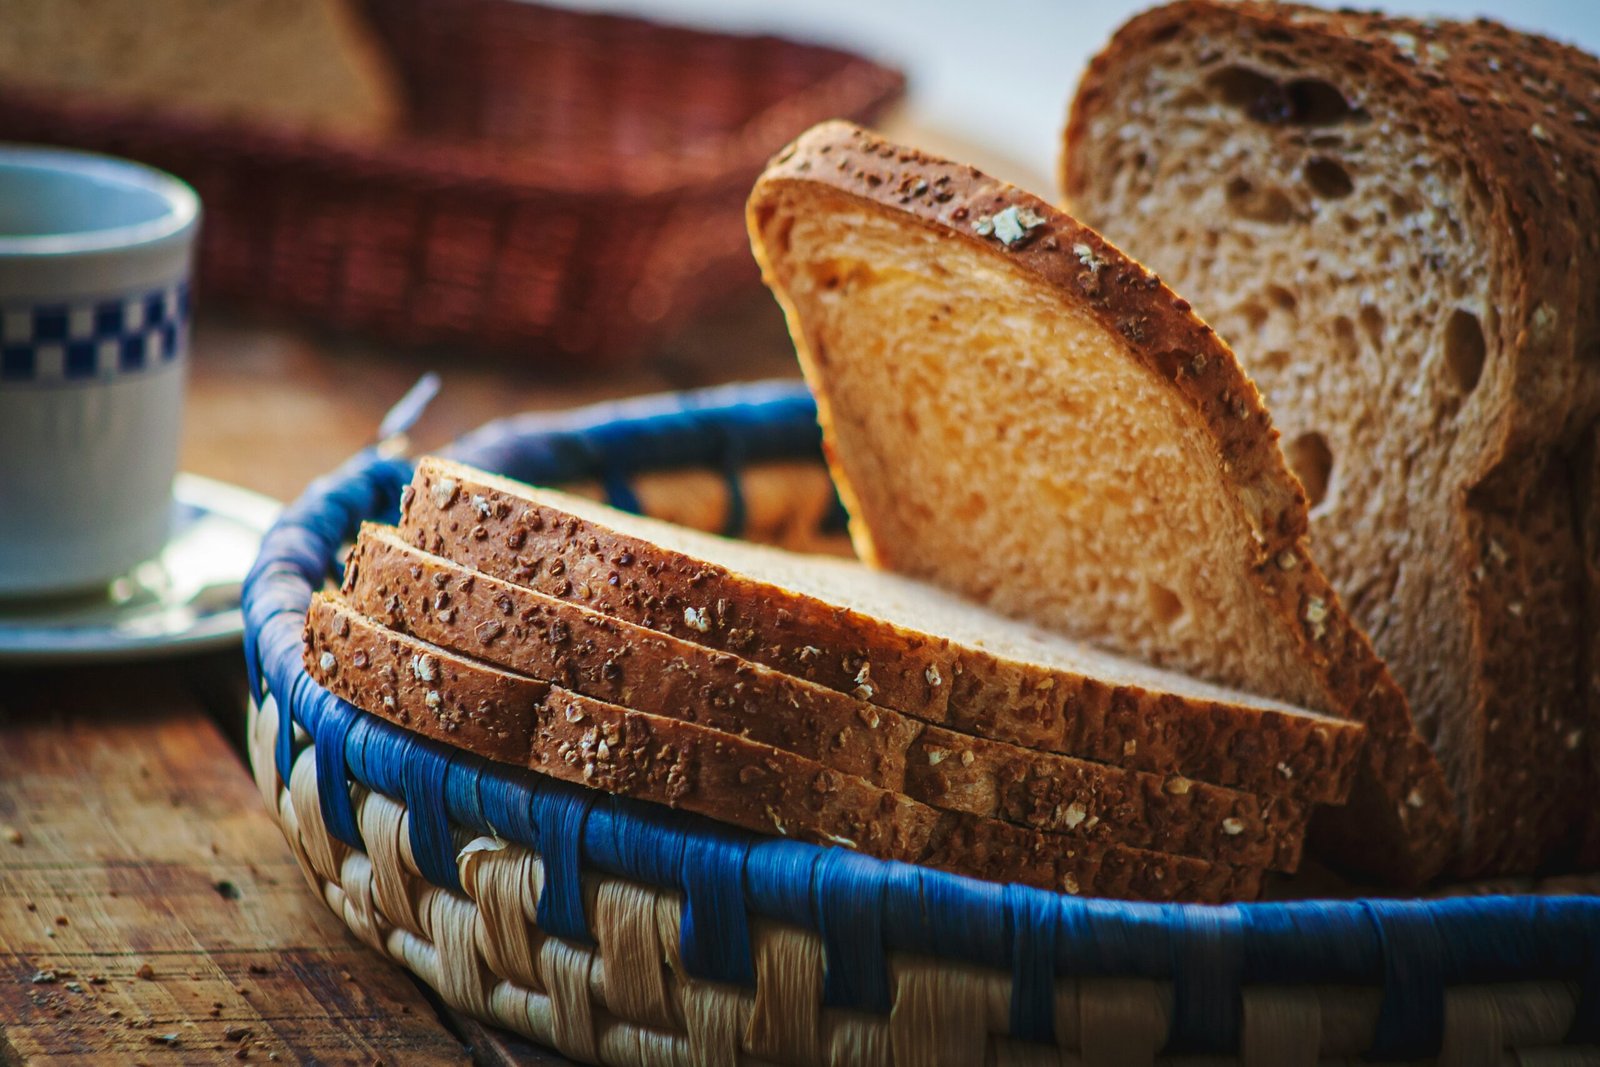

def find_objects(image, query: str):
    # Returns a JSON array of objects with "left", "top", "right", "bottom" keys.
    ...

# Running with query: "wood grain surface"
[
  {"left": 0, "top": 662, "right": 467, "bottom": 1064},
  {"left": 1, "top": 297, "right": 800, "bottom": 1065}
]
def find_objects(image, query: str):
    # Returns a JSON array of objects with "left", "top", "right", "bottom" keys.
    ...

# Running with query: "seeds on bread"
[
  {"left": 744, "top": 120, "right": 1452, "bottom": 886},
  {"left": 342, "top": 523, "right": 1308, "bottom": 870},
  {"left": 398, "top": 457, "right": 1365, "bottom": 806},
  {"left": 303, "top": 593, "right": 1263, "bottom": 902}
]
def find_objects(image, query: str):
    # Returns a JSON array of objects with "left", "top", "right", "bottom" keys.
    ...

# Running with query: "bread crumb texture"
[{"left": 1066, "top": 0, "right": 1600, "bottom": 877}]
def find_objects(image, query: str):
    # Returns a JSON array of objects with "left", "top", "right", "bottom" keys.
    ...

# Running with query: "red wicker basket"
[{"left": 0, "top": 0, "right": 902, "bottom": 364}]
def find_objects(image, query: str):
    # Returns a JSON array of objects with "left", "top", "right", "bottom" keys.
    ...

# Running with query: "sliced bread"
[
  {"left": 745, "top": 120, "right": 1451, "bottom": 885},
  {"left": 397, "top": 457, "right": 1365, "bottom": 807},
  {"left": 304, "top": 594, "right": 1263, "bottom": 902},
  {"left": 1061, "top": 1, "right": 1599, "bottom": 875},
  {"left": 342, "top": 523, "right": 1306, "bottom": 869}
]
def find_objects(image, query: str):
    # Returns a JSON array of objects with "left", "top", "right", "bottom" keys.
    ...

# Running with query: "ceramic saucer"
[{"left": 0, "top": 474, "right": 279, "bottom": 664}]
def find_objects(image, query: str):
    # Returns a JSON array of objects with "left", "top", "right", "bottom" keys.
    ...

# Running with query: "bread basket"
[
  {"left": 0, "top": 1, "right": 902, "bottom": 364},
  {"left": 242, "top": 381, "right": 1600, "bottom": 1064}
]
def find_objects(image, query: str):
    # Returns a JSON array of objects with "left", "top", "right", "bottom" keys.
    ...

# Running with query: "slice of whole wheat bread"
[
  {"left": 397, "top": 457, "right": 1366, "bottom": 810},
  {"left": 303, "top": 593, "right": 1263, "bottom": 902},
  {"left": 1062, "top": 1, "right": 1600, "bottom": 876},
  {"left": 745, "top": 120, "right": 1452, "bottom": 885},
  {"left": 342, "top": 523, "right": 1307, "bottom": 869}
]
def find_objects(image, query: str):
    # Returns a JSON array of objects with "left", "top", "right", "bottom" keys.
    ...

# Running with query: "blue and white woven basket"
[{"left": 243, "top": 381, "right": 1600, "bottom": 1065}]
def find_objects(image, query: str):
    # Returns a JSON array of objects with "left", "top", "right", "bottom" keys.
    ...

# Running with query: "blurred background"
[
  {"left": 0, "top": 0, "right": 1592, "bottom": 499},
  {"left": 559, "top": 0, "right": 1600, "bottom": 191},
  {"left": 3, "top": 6, "right": 1596, "bottom": 1060}
]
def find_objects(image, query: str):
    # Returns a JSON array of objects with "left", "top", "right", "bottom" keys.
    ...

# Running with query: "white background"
[{"left": 557, "top": 0, "right": 1600, "bottom": 190}]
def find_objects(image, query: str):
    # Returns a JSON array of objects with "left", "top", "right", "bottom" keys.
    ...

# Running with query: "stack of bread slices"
[
  {"left": 304, "top": 0, "right": 1600, "bottom": 899},
  {"left": 741, "top": 120, "right": 1470, "bottom": 889},
  {"left": 307, "top": 433, "right": 1371, "bottom": 904},
  {"left": 295, "top": 117, "right": 1474, "bottom": 903}
]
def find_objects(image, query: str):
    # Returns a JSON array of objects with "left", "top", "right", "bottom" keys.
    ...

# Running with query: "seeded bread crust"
[
  {"left": 399, "top": 458, "right": 1365, "bottom": 810},
  {"left": 303, "top": 590, "right": 546, "bottom": 758},
  {"left": 342, "top": 524, "right": 1307, "bottom": 870},
  {"left": 1062, "top": 1, "right": 1600, "bottom": 876},
  {"left": 346, "top": 524, "right": 919, "bottom": 783},
  {"left": 1452, "top": 460, "right": 1587, "bottom": 873},
  {"left": 303, "top": 594, "right": 1262, "bottom": 902},
  {"left": 744, "top": 121, "right": 1452, "bottom": 886}
]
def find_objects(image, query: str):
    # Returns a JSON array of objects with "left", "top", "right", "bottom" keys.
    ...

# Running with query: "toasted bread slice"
[
  {"left": 398, "top": 457, "right": 1365, "bottom": 807},
  {"left": 342, "top": 523, "right": 1309, "bottom": 869},
  {"left": 304, "top": 594, "right": 1263, "bottom": 902},
  {"left": 746, "top": 120, "right": 1452, "bottom": 885}
]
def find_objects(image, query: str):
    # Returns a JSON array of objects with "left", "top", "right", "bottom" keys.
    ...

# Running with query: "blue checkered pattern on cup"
[{"left": 0, "top": 281, "right": 190, "bottom": 384}]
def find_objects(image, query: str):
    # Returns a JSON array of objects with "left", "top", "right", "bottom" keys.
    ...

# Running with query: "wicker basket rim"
[
  {"left": 242, "top": 379, "right": 1600, "bottom": 1053},
  {"left": 0, "top": 12, "right": 903, "bottom": 201}
]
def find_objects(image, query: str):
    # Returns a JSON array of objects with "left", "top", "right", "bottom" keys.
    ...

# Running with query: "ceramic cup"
[{"left": 0, "top": 145, "right": 200, "bottom": 597}]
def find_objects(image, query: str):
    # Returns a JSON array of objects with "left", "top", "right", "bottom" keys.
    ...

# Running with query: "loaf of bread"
[
  {"left": 304, "top": 593, "right": 1264, "bottom": 902},
  {"left": 745, "top": 121, "right": 1449, "bottom": 886},
  {"left": 0, "top": 0, "right": 399, "bottom": 137},
  {"left": 1062, "top": 1, "right": 1600, "bottom": 876},
  {"left": 397, "top": 457, "right": 1366, "bottom": 807},
  {"left": 342, "top": 523, "right": 1308, "bottom": 870}
]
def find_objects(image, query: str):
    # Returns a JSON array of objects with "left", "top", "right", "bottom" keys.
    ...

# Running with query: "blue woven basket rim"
[{"left": 242, "top": 378, "right": 1600, "bottom": 1056}]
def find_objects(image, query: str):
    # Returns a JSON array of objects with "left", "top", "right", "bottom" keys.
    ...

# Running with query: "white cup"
[{"left": 0, "top": 145, "right": 200, "bottom": 598}]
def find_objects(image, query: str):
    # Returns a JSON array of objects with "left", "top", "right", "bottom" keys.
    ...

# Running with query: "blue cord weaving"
[{"left": 243, "top": 378, "right": 1600, "bottom": 1057}]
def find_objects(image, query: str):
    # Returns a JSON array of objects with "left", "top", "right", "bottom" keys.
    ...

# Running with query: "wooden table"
[{"left": 0, "top": 295, "right": 801, "bottom": 1065}]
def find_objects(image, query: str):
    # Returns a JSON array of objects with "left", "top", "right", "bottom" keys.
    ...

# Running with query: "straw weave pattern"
[
  {"left": 249, "top": 696, "right": 1596, "bottom": 1066},
  {"left": 242, "top": 382, "right": 1600, "bottom": 1066},
  {"left": 0, "top": 0, "right": 902, "bottom": 363}
]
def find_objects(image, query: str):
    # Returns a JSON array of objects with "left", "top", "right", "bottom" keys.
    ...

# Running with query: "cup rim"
[{"left": 0, "top": 144, "right": 200, "bottom": 258}]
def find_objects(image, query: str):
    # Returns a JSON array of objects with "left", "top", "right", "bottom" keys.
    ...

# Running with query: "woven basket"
[
  {"left": 243, "top": 381, "right": 1600, "bottom": 1065},
  {"left": 0, "top": 2, "right": 901, "bottom": 364}
]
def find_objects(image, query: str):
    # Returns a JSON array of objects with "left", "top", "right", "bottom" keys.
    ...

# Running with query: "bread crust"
[
  {"left": 743, "top": 121, "right": 1451, "bottom": 885},
  {"left": 343, "top": 524, "right": 1308, "bottom": 869},
  {"left": 303, "top": 590, "right": 545, "bottom": 761},
  {"left": 1576, "top": 423, "right": 1600, "bottom": 868},
  {"left": 303, "top": 594, "right": 1262, "bottom": 902},
  {"left": 399, "top": 457, "right": 1367, "bottom": 810},
  {"left": 1063, "top": 0, "right": 1600, "bottom": 875}
]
